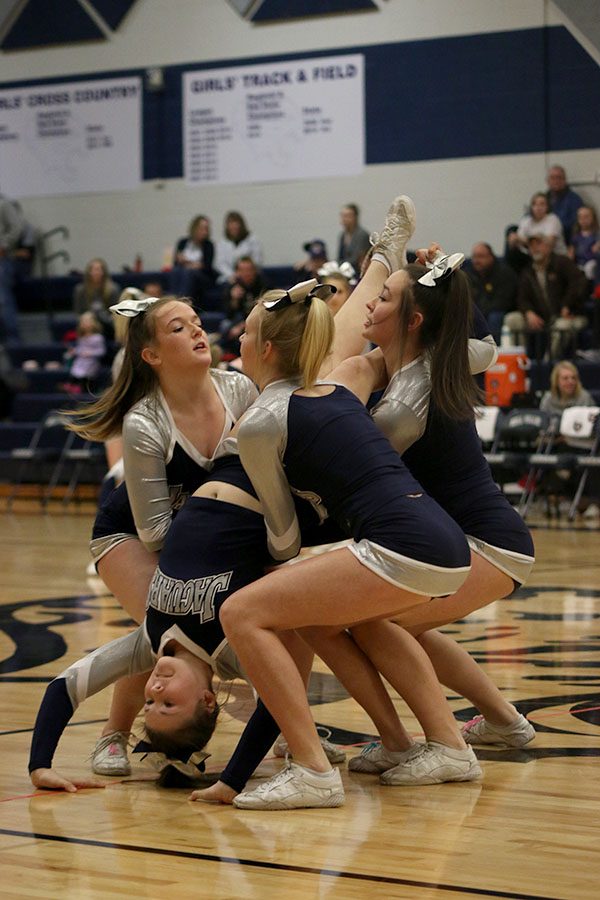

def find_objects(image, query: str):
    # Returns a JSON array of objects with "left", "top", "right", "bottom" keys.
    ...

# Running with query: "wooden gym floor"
[{"left": 0, "top": 505, "right": 599, "bottom": 899}]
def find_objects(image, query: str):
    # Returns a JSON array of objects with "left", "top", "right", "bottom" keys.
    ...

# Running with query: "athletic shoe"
[
  {"left": 348, "top": 740, "right": 424, "bottom": 773},
  {"left": 380, "top": 741, "right": 482, "bottom": 785},
  {"left": 273, "top": 734, "right": 346, "bottom": 765},
  {"left": 369, "top": 195, "right": 416, "bottom": 273},
  {"left": 461, "top": 713, "right": 535, "bottom": 748},
  {"left": 233, "top": 762, "right": 345, "bottom": 810},
  {"left": 91, "top": 731, "right": 131, "bottom": 776}
]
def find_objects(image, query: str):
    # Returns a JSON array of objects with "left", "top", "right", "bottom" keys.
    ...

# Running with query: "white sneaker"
[
  {"left": 273, "top": 734, "right": 346, "bottom": 765},
  {"left": 91, "top": 731, "right": 131, "bottom": 776},
  {"left": 233, "top": 762, "right": 345, "bottom": 810},
  {"left": 582, "top": 503, "right": 600, "bottom": 519},
  {"left": 348, "top": 740, "right": 424, "bottom": 773},
  {"left": 380, "top": 742, "right": 482, "bottom": 786},
  {"left": 462, "top": 713, "right": 535, "bottom": 748},
  {"left": 369, "top": 195, "right": 416, "bottom": 273}
]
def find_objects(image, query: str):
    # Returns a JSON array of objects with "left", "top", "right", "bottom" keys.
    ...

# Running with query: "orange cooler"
[{"left": 484, "top": 348, "right": 530, "bottom": 407}]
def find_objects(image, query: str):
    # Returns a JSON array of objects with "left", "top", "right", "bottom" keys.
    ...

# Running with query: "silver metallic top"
[
  {"left": 122, "top": 369, "right": 258, "bottom": 551},
  {"left": 236, "top": 378, "right": 304, "bottom": 562},
  {"left": 59, "top": 621, "right": 243, "bottom": 713},
  {"left": 371, "top": 336, "right": 498, "bottom": 456},
  {"left": 370, "top": 355, "right": 431, "bottom": 456}
]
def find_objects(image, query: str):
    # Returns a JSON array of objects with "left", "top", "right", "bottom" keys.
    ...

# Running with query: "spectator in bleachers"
[
  {"left": 539, "top": 360, "right": 595, "bottom": 416},
  {"left": 61, "top": 311, "right": 106, "bottom": 395},
  {"left": 466, "top": 242, "right": 518, "bottom": 343},
  {"left": 546, "top": 165, "right": 583, "bottom": 245},
  {"left": 73, "top": 258, "right": 119, "bottom": 339},
  {"left": 0, "top": 192, "right": 25, "bottom": 345},
  {"left": 219, "top": 256, "right": 267, "bottom": 357},
  {"left": 337, "top": 203, "right": 370, "bottom": 272},
  {"left": 568, "top": 205, "right": 600, "bottom": 282},
  {"left": 539, "top": 359, "right": 598, "bottom": 516},
  {"left": 507, "top": 192, "right": 567, "bottom": 261},
  {"left": 505, "top": 234, "right": 588, "bottom": 358},
  {"left": 142, "top": 280, "right": 164, "bottom": 299},
  {"left": 317, "top": 260, "right": 356, "bottom": 316},
  {"left": 294, "top": 239, "right": 328, "bottom": 277},
  {"left": 168, "top": 214, "right": 217, "bottom": 303},
  {"left": 215, "top": 211, "right": 263, "bottom": 283}
]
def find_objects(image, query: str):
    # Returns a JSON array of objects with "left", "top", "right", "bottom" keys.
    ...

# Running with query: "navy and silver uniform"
[
  {"left": 236, "top": 380, "right": 470, "bottom": 596},
  {"left": 370, "top": 305, "right": 498, "bottom": 456},
  {"left": 369, "top": 304, "right": 533, "bottom": 585},
  {"left": 30, "top": 458, "right": 329, "bottom": 793},
  {"left": 402, "top": 405, "right": 534, "bottom": 585},
  {"left": 90, "top": 369, "right": 257, "bottom": 562}
]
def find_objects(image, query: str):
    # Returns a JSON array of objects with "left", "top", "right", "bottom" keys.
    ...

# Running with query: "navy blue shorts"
[{"left": 92, "top": 481, "right": 136, "bottom": 542}]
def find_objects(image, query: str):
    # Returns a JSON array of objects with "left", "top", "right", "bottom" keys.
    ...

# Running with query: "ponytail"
[
  {"left": 257, "top": 282, "right": 334, "bottom": 389},
  {"left": 404, "top": 264, "right": 481, "bottom": 420}
]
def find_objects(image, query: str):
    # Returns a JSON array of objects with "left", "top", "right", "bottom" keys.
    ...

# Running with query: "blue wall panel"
[
  {"left": 252, "top": 0, "right": 377, "bottom": 21},
  {"left": 91, "top": 0, "right": 138, "bottom": 31},
  {"left": 1, "top": 0, "right": 104, "bottom": 50},
  {"left": 1, "top": 26, "right": 598, "bottom": 181},
  {"left": 547, "top": 25, "right": 600, "bottom": 150}
]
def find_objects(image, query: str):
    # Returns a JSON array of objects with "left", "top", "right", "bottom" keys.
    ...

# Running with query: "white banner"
[
  {"left": 0, "top": 76, "right": 142, "bottom": 198},
  {"left": 183, "top": 54, "right": 364, "bottom": 185}
]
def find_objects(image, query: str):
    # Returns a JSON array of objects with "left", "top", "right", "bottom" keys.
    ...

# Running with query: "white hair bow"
[
  {"left": 317, "top": 260, "right": 357, "bottom": 283},
  {"left": 110, "top": 292, "right": 162, "bottom": 318},
  {"left": 417, "top": 251, "right": 465, "bottom": 287},
  {"left": 263, "top": 278, "right": 336, "bottom": 311}
]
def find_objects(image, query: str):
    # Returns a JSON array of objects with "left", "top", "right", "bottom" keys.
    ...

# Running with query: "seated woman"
[
  {"left": 214, "top": 211, "right": 263, "bottom": 283},
  {"left": 73, "top": 258, "right": 119, "bottom": 339},
  {"left": 540, "top": 359, "right": 595, "bottom": 416},
  {"left": 168, "top": 214, "right": 217, "bottom": 303},
  {"left": 513, "top": 192, "right": 567, "bottom": 254}
]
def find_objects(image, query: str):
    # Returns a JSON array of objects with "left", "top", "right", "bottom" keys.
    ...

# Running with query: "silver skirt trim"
[
  {"left": 90, "top": 532, "right": 138, "bottom": 565},
  {"left": 348, "top": 539, "right": 470, "bottom": 597},
  {"left": 467, "top": 536, "right": 534, "bottom": 586}
]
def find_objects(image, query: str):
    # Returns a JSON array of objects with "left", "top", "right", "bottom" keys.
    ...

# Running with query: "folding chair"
[
  {"left": 519, "top": 412, "right": 574, "bottom": 518},
  {"left": 45, "top": 433, "right": 106, "bottom": 506},
  {"left": 485, "top": 409, "right": 552, "bottom": 499},
  {"left": 7, "top": 411, "right": 70, "bottom": 507},
  {"left": 474, "top": 405, "right": 501, "bottom": 451},
  {"left": 566, "top": 407, "right": 600, "bottom": 521}
]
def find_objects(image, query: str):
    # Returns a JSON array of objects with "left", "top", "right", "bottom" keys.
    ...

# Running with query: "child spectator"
[
  {"left": 569, "top": 205, "right": 600, "bottom": 282},
  {"left": 61, "top": 311, "right": 106, "bottom": 394}
]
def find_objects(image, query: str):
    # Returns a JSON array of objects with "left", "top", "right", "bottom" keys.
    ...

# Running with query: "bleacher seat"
[
  {"left": 7, "top": 344, "right": 65, "bottom": 367},
  {"left": 11, "top": 393, "right": 92, "bottom": 422}
]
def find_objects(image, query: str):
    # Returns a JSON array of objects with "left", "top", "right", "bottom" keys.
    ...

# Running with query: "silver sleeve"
[
  {"left": 237, "top": 406, "right": 301, "bottom": 561},
  {"left": 468, "top": 335, "right": 498, "bottom": 374},
  {"left": 371, "top": 398, "right": 425, "bottom": 456},
  {"left": 60, "top": 626, "right": 155, "bottom": 710},
  {"left": 122, "top": 411, "right": 172, "bottom": 552}
]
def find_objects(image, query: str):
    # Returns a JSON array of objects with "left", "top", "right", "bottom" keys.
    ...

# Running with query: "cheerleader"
[{"left": 217, "top": 277, "right": 478, "bottom": 810}]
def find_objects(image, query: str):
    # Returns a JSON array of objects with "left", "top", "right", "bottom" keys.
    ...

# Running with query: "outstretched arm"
[
  {"left": 29, "top": 626, "right": 155, "bottom": 790},
  {"left": 320, "top": 260, "right": 390, "bottom": 375}
]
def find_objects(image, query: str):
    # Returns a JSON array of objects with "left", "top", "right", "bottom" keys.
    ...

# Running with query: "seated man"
[
  {"left": 219, "top": 256, "right": 268, "bottom": 357},
  {"left": 504, "top": 234, "right": 589, "bottom": 359},
  {"left": 467, "top": 242, "right": 517, "bottom": 343}
]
